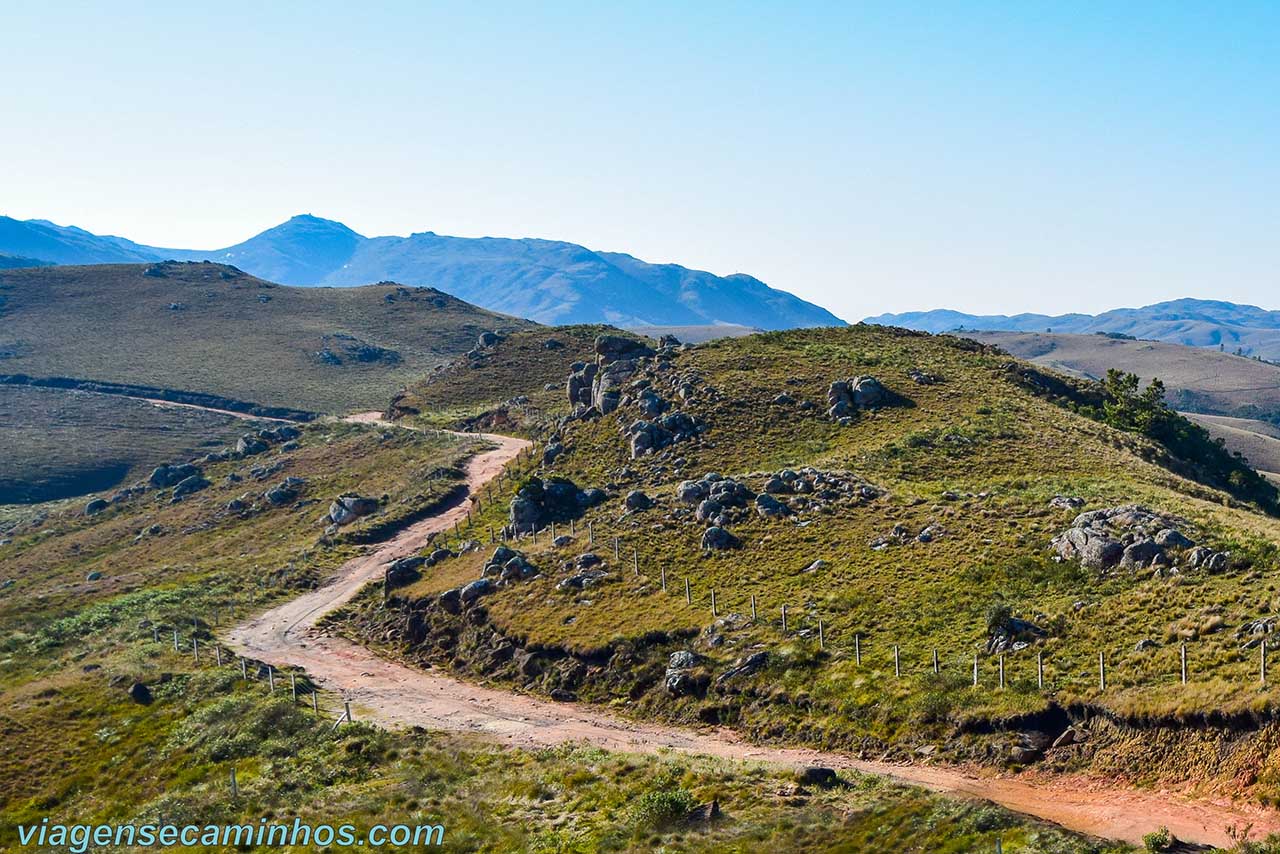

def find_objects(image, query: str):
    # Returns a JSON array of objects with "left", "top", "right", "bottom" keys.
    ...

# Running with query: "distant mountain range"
[
  {"left": 0, "top": 214, "right": 844, "bottom": 330},
  {"left": 867, "top": 299, "right": 1280, "bottom": 360}
]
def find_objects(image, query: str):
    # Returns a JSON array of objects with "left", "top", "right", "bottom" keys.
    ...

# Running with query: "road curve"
[{"left": 225, "top": 421, "right": 1280, "bottom": 847}]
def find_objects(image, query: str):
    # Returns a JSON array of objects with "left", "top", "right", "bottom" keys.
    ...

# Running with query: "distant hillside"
[
  {"left": 1183, "top": 413, "right": 1280, "bottom": 485},
  {"left": 0, "top": 254, "right": 50, "bottom": 270},
  {"left": 0, "top": 214, "right": 846, "bottom": 330},
  {"left": 627, "top": 323, "right": 759, "bottom": 343},
  {"left": 960, "top": 331, "right": 1280, "bottom": 423},
  {"left": 867, "top": 298, "right": 1280, "bottom": 360},
  {"left": 0, "top": 261, "right": 531, "bottom": 412}
]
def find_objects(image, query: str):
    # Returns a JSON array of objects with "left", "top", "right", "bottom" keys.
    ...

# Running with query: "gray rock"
[
  {"left": 668, "top": 650, "right": 698, "bottom": 669},
  {"left": 477, "top": 330, "right": 499, "bottom": 347},
  {"left": 149, "top": 463, "right": 201, "bottom": 488},
  {"left": 594, "top": 334, "right": 654, "bottom": 365},
  {"left": 1154, "top": 528, "right": 1195, "bottom": 549},
  {"left": 172, "top": 475, "right": 211, "bottom": 499},
  {"left": 329, "top": 493, "right": 378, "bottom": 525},
  {"left": 1121, "top": 539, "right": 1164, "bottom": 569},
  {"left": 85, "top": 571, "right": 103, "bottom": 581},
  {"left": 459, "top": 579, "right": 493, "bottom": 604},
  {"left": 236, "top": 434, "right": 269, "bottom": 456},
  {"left": 701, "top": 526, "right": 739, "bottom": 550},
  {"left": 755, "top": 493, "right": 789, "bottom": 518},
  {"left": 624, "top": 490, "right": 653, "bottom": 511},
  {"left": 695, "top": 499, "right": 723, "bottom": 522},
  {"left": 676, "top": 480, "right": 707, "bottom": 505},
  {"left": 84, "top": 498, "right": 109, "bottom": 516}
]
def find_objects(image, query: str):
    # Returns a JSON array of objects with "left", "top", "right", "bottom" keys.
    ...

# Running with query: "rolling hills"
[
  {"left": 0, "top": 261, "right": 531, "bottom": 413},
  {"left": 868, "top": 299, "right": 1280, "bottom": 360},
  {"left": 0, "top": 214, "right": 846, "bottom": 330}
]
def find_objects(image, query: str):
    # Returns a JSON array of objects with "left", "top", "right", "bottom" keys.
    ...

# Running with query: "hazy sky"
[{"left": 4, "top": 2, "right": 1277, "bottom": 321}]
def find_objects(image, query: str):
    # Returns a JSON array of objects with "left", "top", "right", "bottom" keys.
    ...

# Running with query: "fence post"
[
  {"left": 894, "top": 645, "right": 901, "bottom": 678},
  {"left": 215, "top": 645, "right": 223, "bottom": 667},
  {"left": 661, "top": 566, "right": 667, "bottom": 592},
  {"left": 711, "top": 589, "right": 717, "bottom": 618},
  {"left": 998, "top": 654, "right": 1005, "bottom": 689},
  {"left": 570, "top": 518, "right": 575, "bottom": 536},
  {"left": 268, "top": 666, "right": 276, "bottom": 693},
  {"left": 230, "top": 767, "right": 238, "bottom": 797},
  {"left": 1263, "top": 642, "right": 1269, "bottom": 685},
  {"left": 633, "top": 549, "right": 639, "bottom": 576},
  {"left": 1099, "top": 651, "right": 1106, "bottom": 691},
  {"left": 819, "top": 620, "right": 825, "bottom": 650},
  {"left": 855, "top": 633, "right": 861, "bottom": 666},
  {"left": 173, "top": 630, "right": 179, "bottom": 652},
  {"left": 345, "top": 700, "right": 353, "bottom": 723},
  {"left": 153, "top": 626, "right": 159, "bottom": 643},
  {"left": 193, "top": 637, "right": 200, "bottom": 665},
  {"left": 782, "top": 605, "right": 788, "bottom": 634},
  {"left": 312, "top": 691, "right": 319, "bottom": 715},
  {"left": 613, "top": 537, "right": 619, "bottom": 560},
  {"left": 932, "top": 648, "right": 939, "bottom": 675},
  {"left": 588, "top": 521, "right": 594, "bottom": 547},
  {"left": 291, "top": 673, "right": 298, "bottom": 701},
  {"left": 241, "top": 657, "right": 248, "bottom": 679},
  {"left": 972, "top": 653, "right": 979, "bottom": 687},
  {"left": 685, "top": 577, "right": 691, "bottom": 604},
  {"left": 1037, "top": 650, "right": 1043, "bottom": 689},
  {"left": 1180, "top": 643, "right": 1187, "bottom": 685},
  {"left": 750, "top": 594, "right": 757, "bottom": 621},
  {"left": 550, "top": 522, "right": 556, "bottom": 540}
]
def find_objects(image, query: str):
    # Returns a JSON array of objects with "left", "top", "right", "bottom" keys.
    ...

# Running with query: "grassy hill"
[
  {"left": 0, "top": 386, "right": 256, "bottom": 504},
  {"left": 953, "top": 331, "right": 1280, "bottom": 423},
  {"left": 0, "top": 417, "right": 1111, "bottom": 854},
  {"left": 0, "top": 261, "right": 533, "bottom": 413},
  {"left": 1185, "top": 413, "right": 1280, "bottom": 484},
  {"left": 340, "top": 324, "right": 1280, "bottom": 802}
]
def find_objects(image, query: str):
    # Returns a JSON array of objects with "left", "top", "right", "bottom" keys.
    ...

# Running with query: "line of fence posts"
[
  {"left": 476, "top": 478, "right": 1279, "bottom": 700},
  {"left": 155, "top": 624, "right": 354, "bottom": 731}
]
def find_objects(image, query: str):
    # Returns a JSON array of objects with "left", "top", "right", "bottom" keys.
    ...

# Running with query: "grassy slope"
[
  {"left": 0, "top": 386, "right": 259, "bottom": 504},
  {"left": 0, "top": 419, "right": 1116, "bottom": 853},
  {"left": 0, "top": 261, "right": 534, "bottom": 412},
  {"left": 347, "top": 325, "right": 1280, "bottom": 793},
  {"left": 390, "top": 325, "right": 629, "bottom": 430},
  {"left": 965, "top": 331, "right": 1280, "bottom": 423}
]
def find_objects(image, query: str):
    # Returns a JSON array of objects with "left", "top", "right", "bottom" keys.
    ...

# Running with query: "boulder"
[
  {"left": 477, "top": 330, "right": 500, "bottom": 347},
  {"left": 1120, "top": 539, "right": 1164, "bottom": 569},
  {"left": 624, "top": 490, "right": 653, "bottom": 511},
  {"left": 1154, "top": 528, "right": 1195, "bottom": 549},
  {"left": 701, "top": 526, "right": 740, "bottom": 550},
  {"left": 329, "top": 493, "right": 379, "bottom": 525},
  {"left": 149, "top": 463, "right": 202, "bottom": 488},
  {"left": 84, "top": 498, "right": 109, "bottom": 516},
  {"left": 459, "top": 579, "right": 493, "bottom": 604},
  {"left": 796, "top": 767, "right": 839, "bottom": 788},
  {"left": 594, "top": 334, "right": 654, "bottom": 365},
  {"left": 172, "top": 475, "right": 211, "bottom": 499},
  {"left": 676, "top": 480, "right": 707, "bottom": 505},
  {"left": 755, "top": 494, "right": 789, "bottom": 519},
  {"left": 128, "top": 682, "right": 153, "bottom": 704},
  {"left": 716, "top": 651, "right": 768, "bottom": 684},
  {"left": 236, "top": 434, "right": 269, "bottom": 456},
  {"left": 558, "top": 567, "right": 609, "bottom": 590}
]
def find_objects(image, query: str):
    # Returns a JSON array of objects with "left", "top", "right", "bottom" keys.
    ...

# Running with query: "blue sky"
[{"left": 3, "top": 1, "right": 1277, "bottom": 321}]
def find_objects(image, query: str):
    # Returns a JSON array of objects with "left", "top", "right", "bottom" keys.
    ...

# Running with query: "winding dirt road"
[{"left": 226, "top": 420, "right": 1280, "bottom": 848}]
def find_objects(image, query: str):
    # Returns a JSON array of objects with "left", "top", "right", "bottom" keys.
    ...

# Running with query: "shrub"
[
  {"left": 1142, "top": 826, "right": 1171, "bottom": 852},
  {"left": 631, "top": 786, "right": 696, "bottom": 830}
]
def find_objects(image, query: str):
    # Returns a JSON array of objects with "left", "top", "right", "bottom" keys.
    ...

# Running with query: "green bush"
[
  {"left": 1142, "top": 826, "right": 1171, "bottom": 852},
  {"left": 631, "top": 786, "right": 696, "bottom": 830}
]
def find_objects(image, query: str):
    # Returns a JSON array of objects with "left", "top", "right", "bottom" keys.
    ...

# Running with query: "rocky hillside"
[
  {"left": 341, "top": 324, "right": 1280, "bottom": 801},
  {"left": 0, "top": 261, "right": 532, "bottom": 412}
]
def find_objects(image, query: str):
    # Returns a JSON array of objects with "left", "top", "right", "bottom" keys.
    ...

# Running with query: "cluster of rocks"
[
  {"left": 563, "top": 335, "right": 707, "bottom": 459},
  {"left": 558, "top": 552, "right": 610, "bottom": 590},
  {"left": 265, "top": 476, "right": 307, "bottom": 507},
  {"left": 437, "top": 547, "right": 541, "bottom": 612},
  {"left": 664, "top": 650, "right": 706, "bottom": 696},
  {"left": 987, "top": 615, "right": 1047, "bottom": 654},
  {"left": 870, "top": 522, "right": 945, "bottom": 550},
  {"left": 827, "top": 375, "right": 890, "bottom": 424},
  {"left": 316, "top": 333, "right": 401, "bottom": 366},
  {"left": 1050, "top": 504, "right": 1224, "bottom": 573},
  {"left": 507, "top": 476, "right": 605, "bottom": 535}
]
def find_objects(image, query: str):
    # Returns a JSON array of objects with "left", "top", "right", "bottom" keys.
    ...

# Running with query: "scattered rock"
[
  {"left": 796, "top": 767, "right": 839, "bottom": 788},
  {"left": 128, "top": 682, "right": 152, "bottom": 704},
  {"left": 149, "top": 463, "right": 202, "bottom": 488},
  {"left": 329, "top": 493, "right": 379, "bottom": 525},
  {"left": 84, "top": 498, "right": 109, "bottom": 516},
  {"left": 172, "top": 475, "right": 211, "bottom": 500},
  {"left": 624, "top": 490, "right": 653, "bottom": 511},
  {"left": 701, "top": 526, "right": 741, "bottom": 551}
]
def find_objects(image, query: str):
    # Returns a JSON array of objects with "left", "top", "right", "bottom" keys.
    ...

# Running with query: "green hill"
[
  {"left": 0, "top": 261, "right": 533, "bottom": 413},
  {"left": 343, "top": 324, "right": 1280, "bottom": 801}
]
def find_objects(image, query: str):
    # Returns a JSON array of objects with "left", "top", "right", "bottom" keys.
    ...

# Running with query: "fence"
[{"left": 425, "top": 437, "right": 1280, "bottom": 699}]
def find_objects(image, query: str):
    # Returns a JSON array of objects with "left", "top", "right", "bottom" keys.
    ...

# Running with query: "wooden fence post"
[
  {"left": 230, "top": 767, "right": 238, "bottom": 797},
  {"left": 819, "top": 620, "right": 825, "bottom": 650},
  {"left": 153, "top": 626, "right": 159, "bottom": 643},
  {"left": 998, "top": 654, "right": 1005, "bottom": 689},
  {"left": 241, "top": 657, "right": 248, "bottom": 679},
  {"left": 685, "top": 577, "right": 691, "bottom": 604},
  {"left": 893, "top": 645, "right": 901, "bottom": 678},
  {"left": 661, "top": 566, "right": 667, "bottom": 591},
  {"left": 750, "top": 594, "right": 757, "bottom": 621},
  {"left": 193, "top": 637, "right": 200, "bottom": 665},
  {"left": 1037, "top": 651, "right": 1043, "bottom": 689},
  {"left": 268, "top": 666, "right": 275, "bottom": 693},
  {"left": 855, "top": 633, "right": 861, "bottom": 665},
  {"left": 312, "top": 691, "right": 319, "bottom": 714},
  {"left": 1099, "top": 651, "right": 1106, "bottom": 691},
  {"left": 345, "top": 700, "right": 353, "bottom": 723},
  {"left": 972, "top": 653, "right": 979, "bottom": 687},
  {"left": 1180, "top": 643, "right": 1187, "bottom": 685},
  {"left": 932, "top": 648, "right": 939, "bottom": 675},
  {"left": 711, "top": 589, "right": 717, "bottom": 618},
  {"left": 781, "top": 605, "right": 788, "bottom": 634},
  {"left": 1263, "top": 642, "right": 1269, "bottom": 685},
  {"left": 291, "top": 673, "right": 298, "bottom": 701},
  {"left": 173, "top": 630, "right": 179, "bottom": 652},
  {"left": 215, "top": 645, "right": 223, "bottom": 667},
  {"left": 588, "top": 521, "right": 593, "bottom": 547}
]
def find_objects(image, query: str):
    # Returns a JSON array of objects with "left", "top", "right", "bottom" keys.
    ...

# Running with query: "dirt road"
[{"left": 226, "top": 421, "right": 1280, "bottom": 847}]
